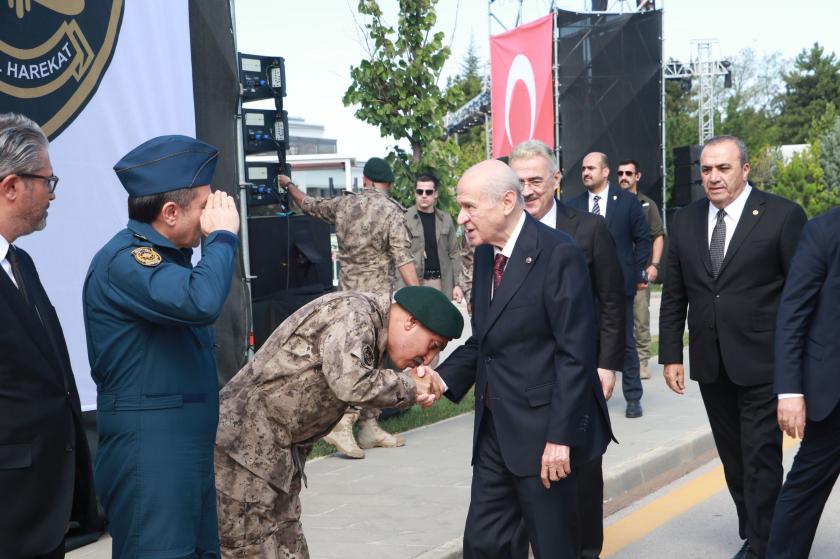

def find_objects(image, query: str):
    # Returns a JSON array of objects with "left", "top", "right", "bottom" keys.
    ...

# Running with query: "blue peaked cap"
[{"left": 114, "top": 135, "right": 219, "bottom": 196}]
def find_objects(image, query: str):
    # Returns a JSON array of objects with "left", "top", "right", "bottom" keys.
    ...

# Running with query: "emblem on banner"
[{"left": 0, "top": 0, "right": 124, "bottom": 139}]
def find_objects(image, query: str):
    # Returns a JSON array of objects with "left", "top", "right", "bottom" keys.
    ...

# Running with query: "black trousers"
[
  {"left": 699, "top": 371, "right": 782, "bottom": 558},
  {"left": 32, "top": 539, "right": 64, "bottom": 559},
  {"left": 464, "top": 410, "right": 578, "bottom": 559},
  {"left": 576, "top": 456, "right": 604, "bottom": 558},
  {"left": 767, "top": 401, "right": 840, "bottom": 559}
]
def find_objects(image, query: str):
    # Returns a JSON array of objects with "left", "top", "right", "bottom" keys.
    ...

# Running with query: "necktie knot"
[
  {"left": 716, "top": 209, "right": 726, "bottom": 223},
  {"left": 492, "top": 253, "right": 508, "bottom": 291}
]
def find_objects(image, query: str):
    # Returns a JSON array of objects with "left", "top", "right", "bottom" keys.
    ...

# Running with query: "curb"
[{"left": 417, "top": 425, "right": 715, "bottom": 559}]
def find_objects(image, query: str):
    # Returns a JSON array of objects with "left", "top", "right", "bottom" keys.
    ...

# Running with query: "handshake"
[{"left": 411, "top": 366, "right": 447, "bottom": 409}]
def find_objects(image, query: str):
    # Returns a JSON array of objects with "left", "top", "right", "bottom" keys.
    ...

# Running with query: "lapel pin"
[
  {"left": 752, "top": 209, "right": 759, "bottom": 215},
  {"left": 612, "top": 195, "right": 618, "bottom": 201},
  {"left": 525, "top": 256, "right": 533, "bottom": 264}
]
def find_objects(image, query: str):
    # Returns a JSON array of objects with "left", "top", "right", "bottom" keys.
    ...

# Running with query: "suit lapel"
[
  {"left": 482, "top": 216, "right": 541, "bottom": 337},
  {"left": 605, "top": 184, "right": 620, "bottom": 228},
  {"left": 718, "top": 189, "right": 766, "bottom": 277},
  {"left": 556, "top": 200, "right": 579, "bottom": 236},
  {"left": 695, "top": 199, "right": 713, "bottom": 277},
  {"left": 0, "top": 263, "right": 64, "bottom": 375}
]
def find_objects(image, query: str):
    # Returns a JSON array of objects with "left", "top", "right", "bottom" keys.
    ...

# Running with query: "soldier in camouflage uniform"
[
  {"left": 214, "top": 286, "right": 463, "bottom": 558},
  {"left": 280, "top": 157, "right": 420, "bottom": 458}
]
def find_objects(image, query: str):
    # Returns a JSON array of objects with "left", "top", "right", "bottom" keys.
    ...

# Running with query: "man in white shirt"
[{"left": 659, "top": 135, "right": 807, "bottom": 559}]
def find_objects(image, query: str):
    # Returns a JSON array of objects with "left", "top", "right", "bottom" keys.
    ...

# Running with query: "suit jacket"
[
  {"left": 774, "top": 208, "right": 840, "bottom": 421},
  {"left": 569, "top": 184, "right": 651, "bottom": 297},
  {"left": 0, "top": 247, "right": 99, "bottom": 556},
  {"left": 659, "top": 188, "right": 807, "bottom": 385},
  {"left": 438, "top": 214, "right": 611, "bottom": 477},
  {"left": 555, "top": 199, "right": 626, "bottom": 371},
  {"left": 402, "top": 205, "right": 461, "bottom": 296}
]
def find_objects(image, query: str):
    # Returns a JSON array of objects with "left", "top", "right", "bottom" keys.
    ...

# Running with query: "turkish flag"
[{"left": 490, "top": 14, "right": 555, "bottom": 158}]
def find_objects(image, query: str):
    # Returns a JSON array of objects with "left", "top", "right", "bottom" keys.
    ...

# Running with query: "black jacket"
[
  {"left": 659, "top": 188, "right": 807, "bottom": 385},
  {"left": 555, "top": 200, "right": 626, "bottom": 371},
  {"left": 0, "top": 246, "right": 99, "bottom": 556},
  {"left": 439, "top": 215, "right": 611, "bottom": 476}
]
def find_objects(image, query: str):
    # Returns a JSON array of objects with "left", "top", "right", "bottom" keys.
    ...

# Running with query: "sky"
[{"left": 233, "top": 0, "right": 840, "bottom": 160}]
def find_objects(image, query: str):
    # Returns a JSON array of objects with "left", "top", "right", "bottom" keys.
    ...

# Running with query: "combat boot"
[
  {"left": 357, "top": 418, "right": 406, "bottom": 449},
  {"left": 324, "top": 412, "right": 365, "bottom": 459}
]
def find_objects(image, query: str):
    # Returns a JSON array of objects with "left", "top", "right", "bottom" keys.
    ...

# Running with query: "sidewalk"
[{"left": 70, "top": 290, "right": 712, "bottom": 559}]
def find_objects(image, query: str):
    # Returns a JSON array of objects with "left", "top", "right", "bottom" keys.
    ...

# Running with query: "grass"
[
  {"left": 307, "top": 332, "right": 690, "bottom": 461},
  {"left": 308, "top": 388, "right": 476, "bottom": 460}
]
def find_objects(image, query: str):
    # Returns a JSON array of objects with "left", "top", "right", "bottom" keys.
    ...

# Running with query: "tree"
[
  {"left": 818, "top": 114, "right": 840, "bottom": 194},
  {"left": 445, "top": 36, "right": 487, "bottom": 181},
  {"left": 763, "top": 142, "right": 840, "bottom": 218},
  {"left": 343, "top": 0, "right": 464, "bottom": 210},
  {"left": 776, "top": 43, "right": 840, "bottom": 144}
]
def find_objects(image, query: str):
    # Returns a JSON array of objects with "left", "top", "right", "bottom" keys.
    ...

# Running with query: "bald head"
[
  {"left": 581, "top": 152, "right": 610, "bottom": 192},
  {"left": 456, "top": 159, "right": 525, "bottom": 249}
]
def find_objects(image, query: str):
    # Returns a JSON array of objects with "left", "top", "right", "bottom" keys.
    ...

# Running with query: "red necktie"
[{"left": 493, "top": 254, "right": 508, "bottom": 291}]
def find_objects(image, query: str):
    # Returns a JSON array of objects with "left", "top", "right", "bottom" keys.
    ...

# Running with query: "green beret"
[
  {"left": 363, "top": 157, "right": 395, "bottom": 183},
  {"left": 394, "top": 286, "right": 464, "bottom": 340}
]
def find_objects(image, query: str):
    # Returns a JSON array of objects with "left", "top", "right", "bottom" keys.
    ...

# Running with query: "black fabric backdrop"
[
  {"left": 189, "top": 0, "right": 248, "bottom": 386},
  {"left": 555, "top": 9, "right": 663, "bottom": 209}
]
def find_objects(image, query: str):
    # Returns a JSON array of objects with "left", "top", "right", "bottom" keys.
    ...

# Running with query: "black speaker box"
[
  {"left": 248, "top": 215, "right": 334, "bottom": 299},
  {"left": 672, "top": 144, "right": 703, "bottom": 167}
]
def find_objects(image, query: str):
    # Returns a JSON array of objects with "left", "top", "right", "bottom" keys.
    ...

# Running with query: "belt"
[{"left": 423, "top": 269, "right": 441, "bottom": 279}]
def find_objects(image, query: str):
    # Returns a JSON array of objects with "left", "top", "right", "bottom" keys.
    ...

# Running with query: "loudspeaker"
[
  {"left": 672, "top": 144, "right": 702, "bottom": 167},
  {"left": 248, "top": 215, "right": 333, "bottom": 299}
]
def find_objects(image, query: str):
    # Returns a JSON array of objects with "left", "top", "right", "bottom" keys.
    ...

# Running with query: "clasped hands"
[{"left": 411, "top": 365, "right": 446, "bottom": 409}]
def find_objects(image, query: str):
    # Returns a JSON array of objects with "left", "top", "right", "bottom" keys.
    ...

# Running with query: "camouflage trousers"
[{"left": 215, "top": 448, "right": 309, "bottom": 559}]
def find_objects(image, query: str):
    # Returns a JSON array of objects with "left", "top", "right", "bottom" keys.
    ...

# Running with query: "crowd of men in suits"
[{"left": 2, "top": 106, "right": 840, "bottom": 559}]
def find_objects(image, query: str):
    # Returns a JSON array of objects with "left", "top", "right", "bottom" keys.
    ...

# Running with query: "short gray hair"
[
  {"left": 704, "top": 135, "right": 748, "bottom": 166},
  {"left": 486, "top": 163, "right": 525, "bottom": 209},
  {"left": 509, "top": 140, "right": 559, "bottom": 173},
  {"left": 0, "top": 113, "right": 48, "bottom": 178}
]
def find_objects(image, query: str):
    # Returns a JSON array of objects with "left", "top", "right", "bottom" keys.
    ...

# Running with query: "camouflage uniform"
[
  {"left": 299, "top": 188, "right": 414, "bottom": 294},
  {"left": 215, "top": 291, "right": 417, "bottom": 558},
  {"left": 458, "top": 236, "right": 475, "bottom": 309},
  {"left": 300, "top": 187, "right": 415, "bottom": 426}
]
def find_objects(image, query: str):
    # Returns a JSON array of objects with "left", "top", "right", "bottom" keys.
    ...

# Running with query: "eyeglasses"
[
  {"left": 616, "top": 170, "right": 637, "bottom": 177},
  {"left": 416, "top": 188, "right": 436, "bottom": 196},
  {"left": 520, "top": 177, "right": 549, "bottom": 188},
  {"left": 18, "top": 173, "right": 59, "bottom": 193}
]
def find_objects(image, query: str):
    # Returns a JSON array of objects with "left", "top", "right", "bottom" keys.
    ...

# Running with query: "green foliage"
[
  {"left": 308, "top": 388, "right": 476, "bottom": 460},
  {"left": 777, "top": 43, "right": 840, "bottom": 144},
  {"left": 818, "top": 115, "right": 840, "bottom": 193},
  {"left": 762, "top": 142, "right": 840, "bottom": 217},
  {"left": 344, "top": 0, "right": 473, "bottom": 218}
]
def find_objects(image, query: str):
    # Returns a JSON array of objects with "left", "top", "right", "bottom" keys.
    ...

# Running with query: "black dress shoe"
[
  {"left": 625, "top": 400, "right": 643, "bottom": 418},
  {"left": 733, "top": 539, "right": 751, "bottom": 559}
]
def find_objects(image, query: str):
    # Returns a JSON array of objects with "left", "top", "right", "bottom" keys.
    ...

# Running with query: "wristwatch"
[{"left": 651, "top": 262, "right": 660, "bottom": 271}]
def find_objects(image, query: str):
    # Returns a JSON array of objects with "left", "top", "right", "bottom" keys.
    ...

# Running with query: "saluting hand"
[{"left": 200, "top": 190, "right": 240, "bottom": 236}]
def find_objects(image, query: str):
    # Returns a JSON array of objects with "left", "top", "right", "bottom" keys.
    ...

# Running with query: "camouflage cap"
[
  {"left": 363, "top": 157, "right": 395, "bottom": 183},
  {"left": 394, "top": 286, "right": 464, "bottom": 340}
]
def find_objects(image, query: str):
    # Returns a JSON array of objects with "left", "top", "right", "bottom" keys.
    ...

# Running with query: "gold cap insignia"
[{"left": 131, "top": 247, "right": 162, "bottom": 267}]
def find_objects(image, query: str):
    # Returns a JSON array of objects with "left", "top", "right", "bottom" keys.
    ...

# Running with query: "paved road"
[{"left": 604, "top": 437, "right": 840, "bottom": 558}]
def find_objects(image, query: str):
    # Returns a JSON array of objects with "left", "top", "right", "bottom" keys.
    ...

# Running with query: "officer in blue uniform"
[{"left": 83, "top": 135, "right": 240, "bottom": 558}]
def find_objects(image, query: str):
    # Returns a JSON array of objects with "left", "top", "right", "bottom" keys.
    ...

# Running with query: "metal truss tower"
[{"left": 663, "top": 40, "right": 731, "bottom": 144}]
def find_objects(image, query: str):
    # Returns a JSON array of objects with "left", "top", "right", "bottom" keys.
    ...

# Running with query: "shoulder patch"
[
  {"left": 362, "top": 345, "right": 375, "bottom": 367},
  {"left": 131, "top": 247, "right": 162, "bottom": 267}
]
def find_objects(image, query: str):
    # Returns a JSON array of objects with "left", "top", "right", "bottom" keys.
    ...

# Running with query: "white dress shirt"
[
  {"left": 538, "top": 199, "right": 558, "bottom": 228},
  {"left": 588, "top": 183, "right": 610, "bottom": 219},
  {"left": 707, "top": 184, "right": 752, "bottom": 254},
  {"left": 0, "top": 234, "right": 18, "bottom": 288}
]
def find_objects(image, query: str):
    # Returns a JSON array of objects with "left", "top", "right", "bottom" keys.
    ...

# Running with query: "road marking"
[{"left": 602, "top": 435, "right": 798, "bottom": 557}]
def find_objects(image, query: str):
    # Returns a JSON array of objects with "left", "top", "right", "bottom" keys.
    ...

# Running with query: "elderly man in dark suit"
[
  {"left": 767, "top": 208, "right": 840, "bottom": 558},
  {"left": 509, "top": 140, "right": 624, "bottom": 558},
  {"left": 0, "top": 113, "right": 99, "bottom": 557},
  {"left": 659, "top": 135, "right": 806, "bottom": 559},
  {"left": 436, "top": 159, "right": 611, "bottom": 558},
  {"left": 568, "top": 152, "right": 651, "bottom": 418}
]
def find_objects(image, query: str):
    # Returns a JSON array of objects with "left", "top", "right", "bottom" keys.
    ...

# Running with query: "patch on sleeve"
[
  {"left": 362, "top": 344, "right": 375, "bottom": 368},
  {"left": 131, "top": 247, "right": 162, "bottom": 267}
]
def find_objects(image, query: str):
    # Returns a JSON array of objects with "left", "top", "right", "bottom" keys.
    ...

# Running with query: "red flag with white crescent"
[{"left": 490, "top": 14, "right": 555, "bottom": 158}]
